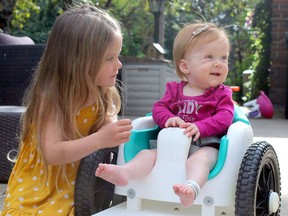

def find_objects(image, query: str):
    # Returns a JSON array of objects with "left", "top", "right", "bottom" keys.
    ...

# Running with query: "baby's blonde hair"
[
  {"left": 173, "top": 22, "right": 230, "bottom": 81},
  {"left": 20, "top": 4, "right": 122, "bottom": 182}
]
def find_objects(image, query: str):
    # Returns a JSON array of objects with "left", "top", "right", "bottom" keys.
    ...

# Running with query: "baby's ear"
[{"left": 178, "top": 59, "right": 189, "bottom": 74}]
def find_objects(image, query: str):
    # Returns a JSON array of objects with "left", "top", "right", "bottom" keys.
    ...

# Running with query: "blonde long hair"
[{"left": 20, "top": 4, "right": 122, "bottom": 180}]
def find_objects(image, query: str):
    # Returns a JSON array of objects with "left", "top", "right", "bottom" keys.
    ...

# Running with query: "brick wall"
[{"left": 270, "top": 0, "right": 288, "bottom": 106}]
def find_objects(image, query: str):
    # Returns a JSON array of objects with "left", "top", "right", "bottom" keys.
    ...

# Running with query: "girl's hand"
[
  {"left": 164, "top": 117, "right": 186, "bottom": 128},
  {"left": 180, "top": 123, "right": 200, "bottom": 141},
  {"left": 98, "top": 118, "right": 132, "bottom": 148}
]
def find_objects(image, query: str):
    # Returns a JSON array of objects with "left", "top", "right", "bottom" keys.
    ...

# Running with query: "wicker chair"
[
  {"left": 0, "top": 44, "right": 45, "bottom": 182},
  {"left": 0, "top": 106, "right": 26, "bottom": 183}
]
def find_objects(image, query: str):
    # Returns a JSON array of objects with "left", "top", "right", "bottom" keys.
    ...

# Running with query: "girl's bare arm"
[{"left": 42, "top": 114, "right": 132, "bottom": 165}]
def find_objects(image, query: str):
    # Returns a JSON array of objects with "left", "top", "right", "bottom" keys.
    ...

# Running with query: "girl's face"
[
  {"left": 96, "top": 33, "right": 123, "bottom": 87},
  {"left": 179, "top": 34, "right": 229, "bottom": 94}
]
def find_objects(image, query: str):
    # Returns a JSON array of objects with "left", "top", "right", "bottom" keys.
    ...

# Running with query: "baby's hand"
[
  {"left": 165, "top": 117, "right": 185, "bottom": 128},
  {"left": 180, "top": 123, "right": 200, "bottom": 141},
  {"left": 98, "top": 119, "right": 132, "bottom": 147}
]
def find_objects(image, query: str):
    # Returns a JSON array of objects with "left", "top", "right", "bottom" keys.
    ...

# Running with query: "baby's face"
[{"left": 180, "top": 34, "right": 229, "bottom": 93}]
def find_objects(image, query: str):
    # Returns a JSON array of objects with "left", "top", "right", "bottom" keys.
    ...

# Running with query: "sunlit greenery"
[
  {"left": 10, "top": 0, "right": 63, "bottom": 43},
  {"left": 249, "top": 0, "right": 272, "bottom": 100},
  {"left": 2, "top": 0, "right": 271, "bottom": 103}
]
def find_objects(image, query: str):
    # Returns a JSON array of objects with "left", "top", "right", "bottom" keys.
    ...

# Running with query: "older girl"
[{"left": 1, "top": 4, "right": 132, "bottom": 216}]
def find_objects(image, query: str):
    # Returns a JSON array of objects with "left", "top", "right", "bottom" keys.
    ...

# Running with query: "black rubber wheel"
[
  {"left": 74, "top": 147, "right": 126, "bottom": 216},
  {"left": 235, "top": 141, "right": 281, "bottom": 216}
]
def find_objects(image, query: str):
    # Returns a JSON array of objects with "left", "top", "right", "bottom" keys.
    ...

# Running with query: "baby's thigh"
[
  {"left": 138, "top": 149, "right": 157, "bottom": 160},
  {"left": 190, "top": 146, "right": 218, "bottom": 169}
]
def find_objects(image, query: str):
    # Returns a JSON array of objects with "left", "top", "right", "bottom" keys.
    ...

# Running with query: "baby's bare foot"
[
  {"left": 173, "top": 183, "right": 195, "bottom": 208},
  {"left": 95, "top": 163, "right": 129, "bottom": 186}
]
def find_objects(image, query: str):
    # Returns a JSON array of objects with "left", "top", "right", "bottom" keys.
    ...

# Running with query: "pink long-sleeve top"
[{"left": 152, "top": 81, "right": 234, "bottom": 138}]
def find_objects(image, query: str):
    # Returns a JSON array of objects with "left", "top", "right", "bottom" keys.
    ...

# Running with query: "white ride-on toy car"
[{"left": 74, "top": 106, "right": 281, "bottom": 216}]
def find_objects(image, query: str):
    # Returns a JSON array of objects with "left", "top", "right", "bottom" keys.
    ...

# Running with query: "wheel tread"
[{"left": 235, "top": 141, "right": 281, "bottom": 216}]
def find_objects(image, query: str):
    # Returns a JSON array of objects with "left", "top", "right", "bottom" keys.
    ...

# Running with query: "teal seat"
[
  {"left": 124, "top": 105, "right": 250, "bottom": 179},
  {"left": 233, "top": 105, "right": 250, "bottom": 125},
  {"left": 124, "top": 125, "right": 160, "bottom": 162},
  {"left": 208, "top": 135, "right": 228, "bottom": 179}
]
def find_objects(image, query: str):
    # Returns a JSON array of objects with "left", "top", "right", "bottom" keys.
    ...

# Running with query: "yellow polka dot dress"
[{"left": 1, "top": 104, "right": 98, "bottom": 216}]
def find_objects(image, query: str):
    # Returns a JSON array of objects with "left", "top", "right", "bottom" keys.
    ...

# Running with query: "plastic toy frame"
[{"left": 74, "top": 106, "right": 281, "bottom": 216}]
